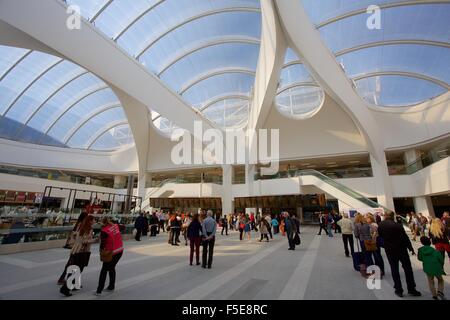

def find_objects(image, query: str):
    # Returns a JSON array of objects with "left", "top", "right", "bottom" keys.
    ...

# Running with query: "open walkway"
[{"left": 0, "top": 226, "right": 448, "bottom": 300}]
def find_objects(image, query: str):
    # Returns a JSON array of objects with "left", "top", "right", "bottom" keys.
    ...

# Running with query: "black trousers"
[
  {"left": 221, "top": 224, "right": 228, "bottom": 235},
  {"left": 97, "top": 251, "right": 123, "bottom": 293},
  {"left": 287, "top": 235, "right": 295, "bottom": 249},
  {"left": 202, "top": 237, "right": 215, "bottom": 267},
  {"left": 317, "top": 225, "right": 328, "bottom": 235},
  {"left": 150, "top": 225, "right": 157, "bottom": 237},
  {"left": 385, "top": 249, "right": 416, "bottom": 293},
  {"left": 260, "top": 234, "right": 269, "bottom": 241},
  {"left": 239, "top": 228, "right": 244, "bottom": 240},
  {"left": 268, "top": 227, "right": 273, "bottom": 239},
  {"left": 135, "top": 228, "right": 142, "bottom": 241},
  {"left": 342, "top": 234, "right": 354, "bottom": 256},
  {"left": 335, "top": 224, "right": 342, "bottom": 233},
  {"left": 170, "top": 228, "right": 180, "bottom": 244}
]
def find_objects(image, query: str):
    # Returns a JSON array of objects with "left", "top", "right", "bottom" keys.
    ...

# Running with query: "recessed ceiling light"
[
  {"left": 349, "top": 160, "right": 360, "bottom": 164},
  {"left": 302, "top": 163, "right": 311, "bottom": 166},
  {"left": 327, "top": 165, "right": 339, "bottom": 168},
  {"left": 326, "top": 162, "right": 337, "bottom": 165},
  {"left": 306, "top": 165, "right": 316, "bottom": 168}
]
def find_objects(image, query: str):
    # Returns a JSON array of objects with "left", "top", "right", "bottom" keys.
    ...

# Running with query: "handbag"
[
  {"left": 294, "top": 233, "right": 301, "bottom": 245},
  {"left": 100, "top": 249, "right": 113, "bottom": 263},
  {"left": 364, "top": 239, "right": 377, "bottom": 251}
]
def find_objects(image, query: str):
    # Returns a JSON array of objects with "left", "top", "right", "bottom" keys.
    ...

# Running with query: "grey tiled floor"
[{"left": 0, "top": 227, "right": 448, "bottom": 300}]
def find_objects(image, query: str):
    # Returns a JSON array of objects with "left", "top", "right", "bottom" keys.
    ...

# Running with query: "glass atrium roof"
[
  {"left": 301, "top": 0, "right": 450, "bottom": 107},
  {"left": 275, "top": 48, "right": 324, "bottom": 119},
  {"left": 65, "top": 0, "right": 261, "bottom": 131},
  {"left": 0, "top": 45, "right": 133, "bottom": 151}
]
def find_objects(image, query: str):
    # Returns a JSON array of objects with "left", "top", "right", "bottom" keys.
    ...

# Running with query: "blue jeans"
[{"left": 327, "top": 224, "right": 333, "bottom": 237}]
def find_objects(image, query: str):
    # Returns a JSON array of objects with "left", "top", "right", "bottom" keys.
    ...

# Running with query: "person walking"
[
  {"left": 169, "top": 213, "right": 181, "bottom": 246},
  {"left": 95, "top": 217, "right": 124, "bottom": 296},
  {"left": 142, "top": 213, "right": 149, "bottom": 237},
  {"left": 57, "top": 212, "right": 87, "bottom": 285},
  {"left": 317, "top": 213, "right": 328, "bottom": 236},
  {"left": 201, "top": 210, "right": 217, "bottom": 269},
  {"left": 378, "top": 212, "right": 421, "bottom": 298},
  {"left": 337, "top": 213, "right": 354, "bottom": 257},
  {"left": 187, "top": 213, "right": 202, "bottom": 266},
  {"left": 60, "top": 215, "right": 94, "bottom": 297},
  {"left": 418, "top": 236, "right": 446, "bottom": 300},
  {"left": 429, "top": 218, "right": 450, "bottom": 264}
]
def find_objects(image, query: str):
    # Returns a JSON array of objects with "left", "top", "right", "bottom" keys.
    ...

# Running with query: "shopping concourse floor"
[{"left": 0, "top": 227, "right": 449, "bottom": 300}]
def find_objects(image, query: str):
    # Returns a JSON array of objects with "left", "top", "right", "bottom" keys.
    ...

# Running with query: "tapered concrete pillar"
[
  {"left": 222, "top": 165, "right": 234, "bottom": 215},
  {"left": 370, "top": 154, "right": 395, "bottom": 211},
  {"left": 413, "top": 196, "right": 435, "bottom": 218}
]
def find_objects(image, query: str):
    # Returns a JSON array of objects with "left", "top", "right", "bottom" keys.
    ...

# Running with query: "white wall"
[
  {"left": 263, "top": 96, "right": 367, "bottom": 161},
  {"left": 0, "top": 138, "right": 138, "bottom": 174}
]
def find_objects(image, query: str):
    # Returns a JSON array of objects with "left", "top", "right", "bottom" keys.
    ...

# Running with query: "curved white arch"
[
  {"left": 62, "top": 104, "right": 122, "bottom": 144},
  {"left": 157, "top": 36, "right": 260, "bottom": 76},
  {"left": 352, "top": 71, "right": 450, "bottom": 90},
  {"left": 179, "top": 67, "right": 256, "bottom": 95},
  {"left": 277, "top": 81, "right": 321, "bottom": 95},
  {"left": 136, "top": 7, "right": 261, "bottom": 59},
  {"left": 316, "top": 0, "right": 450, "bottom": 28}
]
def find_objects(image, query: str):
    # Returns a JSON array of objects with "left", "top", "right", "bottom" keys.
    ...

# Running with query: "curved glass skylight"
[
  {"left": 65, "top": 0, "right": 262, "bottom": 133},
  {"left": 0, "top": 45, "right": 133, "bottom": 151},
  {"left": 301, "top": 0, "right": 450, "bottom": 108},
  {"left": 275, "top": 48, "right": 324, "bottom": 119}
]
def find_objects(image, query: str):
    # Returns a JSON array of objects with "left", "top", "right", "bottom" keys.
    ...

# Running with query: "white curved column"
[
  {"left": 275, "top": 0, "right": 394, "bottom": 210},
  {"left": 245, "top": 0, "right": 287, "bottom": 196}
]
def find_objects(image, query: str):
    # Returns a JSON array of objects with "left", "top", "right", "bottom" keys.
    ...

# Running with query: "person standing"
[
  {"left": 182, "top": 214, "right": 192, "bottom": 246},
  {"left": 285, "top": 212, "right": 298, "bottom": 250},
  {"left": 429, "top": 218, "right": 450, "bottom": 264},
  {"left": 337, "top": 213, "right": 354, "bottom": 257},
  {"left": 149, "top": 212, "right": 158, "bottom": 237},
  {"left": 333, "top": 212, "right": 342, "bottom": 234},
  {"left": 220, "top": 215, "right": 228, "bottom": 236},
  {"left": 378, "top": 212, "right": 421, "bottom": 298},
  {"left": 60, "top": 215, "right": 94, "bottom": 297},
  {"left": 258, "top": 214, "right": 270, "bottom": 242},
  {"left": 134, "top": 212, "right": 145, "bottom": 241},
  {"left": 244, "top": 215, "right": 252, "bottom": 241},
  {"left": 95, "top": 217, "right": 124, "bottom": 296},
  {"left": 367, "top": 214, "right": 385, "bottom": 276},
  {"left": 272, "top": 216, "right": 279, "bottom": 234},
  {"left": 265, "top": 214, "right": 273, "bottom": 239},
  {"left": 326, "top": 213, "right": 334, "bottom": 237},
  {"left": 201, "top": 210, "right": 217, "bottom": 269},
  {"left": 317, "top": 213, "right": 328, "bottom": 236},
  {"left": 417, "top": 236, "right": 446, "bottom": 300},
  {"left": 187, "top": 213, "right": 202, "bottom": 266},
  {"left": 142, "top": 213, "right": 149, "bottom": 237},
  {"left": 238, "top": 214, "right": 245, "bottom": 241}
]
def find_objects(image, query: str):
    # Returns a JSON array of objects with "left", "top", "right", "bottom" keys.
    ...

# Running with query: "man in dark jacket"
[
  {"left": 134, "top": 212, "right": 145, "bottom": 241},
  {"left": 285, "top": 212, "right": 298, "bottom": 250},
  {"left": 378, "top": 212, "right": 421, "bottom": 298}
]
